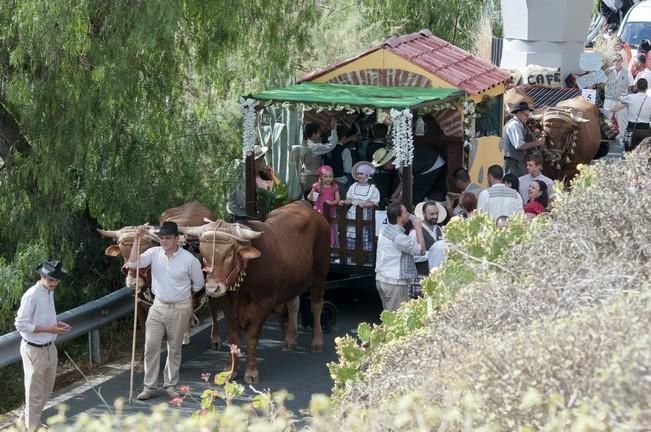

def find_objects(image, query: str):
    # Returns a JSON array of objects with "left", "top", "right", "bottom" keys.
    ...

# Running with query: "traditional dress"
[{"left": 345, "top": 182, "right": 380, "bottom": 251}]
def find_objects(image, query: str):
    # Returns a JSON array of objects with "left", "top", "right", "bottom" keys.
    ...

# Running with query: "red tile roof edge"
[{"left": 299, "top": 29, "right": 511, "bottom": 96}]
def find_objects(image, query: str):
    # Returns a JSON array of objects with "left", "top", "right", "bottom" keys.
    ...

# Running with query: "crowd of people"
[{"left": 293, "top": 110, "right": 563, "bottom": 313}]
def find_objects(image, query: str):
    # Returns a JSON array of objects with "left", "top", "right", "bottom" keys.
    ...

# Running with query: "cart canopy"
[{"left": 250, "top": 82, "right": 461, "bottom": 109}]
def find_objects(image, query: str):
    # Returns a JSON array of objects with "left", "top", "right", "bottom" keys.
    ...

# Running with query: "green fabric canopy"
[{"left": 250, "top": 82, "right": 461, "bottom": 109}]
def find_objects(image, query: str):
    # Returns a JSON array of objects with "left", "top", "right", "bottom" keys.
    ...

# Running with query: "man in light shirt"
[
  {"left": 613, "top": 77, "right": 651, "bottom": 150},
  {"left": 130, "top": 221, "right": 204, "bottom": 400},
  {"left": 603, "top": 53, "right": 634, "bottom": 143},
  {"left": 293, "top": 118, "right": 338, "bottom": 194},
  {"left": 518, "top": 153, "right": 554, "bottom": 203},
  {"left": 451, "top": 167, "right": 483, "bottom": 216},
  {"left": 477, "top": 165, "right": 524, "bottom": 219},
  {"left": 409, "top": 201, "right": 446, "bottom": 298},
  {"left": 15, "top": 260, "right": 71, "bottom": 431},
  {"left": 375, "top": 202, "right": 425, "bottom": 311}
]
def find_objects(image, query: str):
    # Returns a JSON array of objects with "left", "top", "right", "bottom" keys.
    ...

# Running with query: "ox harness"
[
  {"left": 121, "top": 264, "right": 155, "bottom": 305},
  {"left": 539, "top": 108, "right": 580, "bottom": 170},
  {"left": 203, "top": 241, "right": 248, "bottom": 292}
]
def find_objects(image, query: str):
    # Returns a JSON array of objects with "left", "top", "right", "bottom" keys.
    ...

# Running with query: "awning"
[{"left": 250, "top": 82, "right": 461, "bottom": 109}]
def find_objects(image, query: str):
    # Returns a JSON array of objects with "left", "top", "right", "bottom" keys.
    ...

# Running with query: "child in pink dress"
[{"left": 309, "top": 165, "right": 340, "bottom": 246}]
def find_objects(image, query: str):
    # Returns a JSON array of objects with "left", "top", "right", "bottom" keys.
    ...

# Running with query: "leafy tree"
[
  {"left": 0, "top": 0, "right": 319, "bottom": 329},
  {"left": 360, "top": 0, "right": 491, "bottom": 51}
]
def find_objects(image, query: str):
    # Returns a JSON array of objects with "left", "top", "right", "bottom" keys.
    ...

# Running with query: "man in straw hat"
[
  {"left": 502, "top": 101, "right": 546, "bottom": 177},
  {"left": 129, "top": 221, "right": 204, "bottom": 401},
  {"left": 15, "top": 260, "right": 71, "bottom": 431},
  {"left": 371, "top": 147, "right": 401, "bottom": 209},
  {"left": 409, "top": 201, "right": 447, "bottom": 298}
]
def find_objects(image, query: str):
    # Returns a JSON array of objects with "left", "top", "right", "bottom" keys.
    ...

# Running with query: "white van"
[{"left": 619, "top": 1, "right": 651, "bottom": 50}]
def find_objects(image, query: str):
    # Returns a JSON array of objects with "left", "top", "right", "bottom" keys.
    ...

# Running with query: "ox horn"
[
  {"left": 201, "top": 229, "right": 243, "bottom": 242},
  {"left": 529, "top": 111, "right": 543, "bottom": 121},
  {"left": 233, "top": 223, "right": 263, "bottom": 240},
  {"left": 203, "top": 217, "right": 216, "bottom": 223},
  {"left": 97, "top": 228, "right": 121, "bottom": 240},
  {"left": 178, "top": 225, "right": 207, "bottom": 238},
  {"left": 571, "top": 113, "right": 590, "bottom": 123}
]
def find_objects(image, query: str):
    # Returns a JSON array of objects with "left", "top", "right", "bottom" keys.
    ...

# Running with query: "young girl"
[
  {"left": 309, "top": 165, "right": 340, "bottom": 246},
  {"left": 339, "top": 161, "right": 380, "bottom": 252}
]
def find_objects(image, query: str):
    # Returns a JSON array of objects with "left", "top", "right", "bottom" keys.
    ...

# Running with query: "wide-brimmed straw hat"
[
  {"left": 414, "top": 201, "right": 447, "bottom": 224},
  {"left": 35, "top": 260, "right": 68, "bottom": 280},
  {"left": 371, "top": 147, "right": 395, "bottom": 167}
]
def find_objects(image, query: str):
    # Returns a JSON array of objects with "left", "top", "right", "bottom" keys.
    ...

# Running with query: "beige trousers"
[
  {"left": 20, "top": 341, "right": 57, "bottom": 431},
  {"left": 376, "top": 280, "right": 409, "bottom": 311},
  {"left": 143, "top": 297, "right": 192, "bottom": 390}
]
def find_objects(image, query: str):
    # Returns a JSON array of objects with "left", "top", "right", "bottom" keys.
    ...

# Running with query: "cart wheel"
[{"left": 320, "top": 301, "right": 337, "bottom": 333}]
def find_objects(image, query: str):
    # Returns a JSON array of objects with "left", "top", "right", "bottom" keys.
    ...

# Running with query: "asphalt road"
[{"left": 39, "top": 283, "right": 382, "bottom": 424}]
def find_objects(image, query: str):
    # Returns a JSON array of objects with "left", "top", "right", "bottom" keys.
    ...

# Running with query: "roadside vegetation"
[{"left": 5, "top": 146, "right": 649, "bottom": 430}]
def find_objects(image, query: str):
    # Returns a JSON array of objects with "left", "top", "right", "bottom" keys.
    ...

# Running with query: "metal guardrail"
[{"left": 0, "top": 287, "right": 133, "bottom": 368}]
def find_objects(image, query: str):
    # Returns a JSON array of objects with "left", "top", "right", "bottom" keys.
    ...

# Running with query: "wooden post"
[
  {"left": 402, "top": 165, "right": 413, "bottom": 210},
  {"left": 245, "top": 154, "right": 256, "bottom": 217}
]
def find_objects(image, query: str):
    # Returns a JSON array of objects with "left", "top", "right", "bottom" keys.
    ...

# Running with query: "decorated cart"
[{"left": 237, "top": 29, "right": 511, "bottom": 270}]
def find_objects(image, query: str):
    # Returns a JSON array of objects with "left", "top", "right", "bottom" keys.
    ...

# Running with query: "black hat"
[
  {"left": 155, "top": 221, "right": 179, "bottom": 236},
  {"left": 640, "top": 39, "right": 651, "bottom": 53},
  {"left": 510, "top": 101, "right": 533, "bottom": 114},
  {"left": 36, "top": 260, "right": 68, "bottom": 280}
]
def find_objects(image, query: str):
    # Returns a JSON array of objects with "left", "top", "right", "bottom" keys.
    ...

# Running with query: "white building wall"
[{"left": 500, "top": 0, "right": 594, "bottom": 77}]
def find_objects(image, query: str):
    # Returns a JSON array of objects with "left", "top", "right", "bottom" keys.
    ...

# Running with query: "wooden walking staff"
[{"left": 128, "top": 228, "right": 143, "bottom": 403}]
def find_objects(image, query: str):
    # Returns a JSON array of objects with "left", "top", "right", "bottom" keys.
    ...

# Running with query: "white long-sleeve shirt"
[
  {"left": 307, "top": 129, "right": 338, "bottom": 156},
  {"left": 376, "top": 225, "right": 421, "bottom": 285},
  {"left": 129, "top": 247, "right": 204, "bottom": 303},
  {"left": 15, "top": 283, "right": 58, "bottom": 345}
]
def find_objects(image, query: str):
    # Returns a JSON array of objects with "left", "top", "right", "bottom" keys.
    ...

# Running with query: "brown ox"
[
  {"left": 98, "top": 201, "right": 222, "bottom": 349},
  {"left": 180, "top": 201, "right": 330, "bottom": 384},
  {"left": 531, "top": 96, "right": 601, "bottom": 181}
]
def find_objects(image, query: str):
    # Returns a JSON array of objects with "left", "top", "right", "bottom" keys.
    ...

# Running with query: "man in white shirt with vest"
[
  {"left": 130, "top": 221, "right": 204, "bottom": 400},
  {"left": 477, "top": 165, "right": 524, "bottom": 219},
  {"left": 15, "top": 260, "right": 71, "bottom": 431},
  {"left": 375, "top": 202, "right": 425, "bottom": 311},
  {"left": 603, "top": 53, "right": 634, "bottom": 143},
  {"left": 502, "top": 102, "right": 546, "bottom": 177}
]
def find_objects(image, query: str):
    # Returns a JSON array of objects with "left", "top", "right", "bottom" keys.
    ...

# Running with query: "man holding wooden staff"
[{"left": 129, "top": 221, "right": 204, "bottom": 400}]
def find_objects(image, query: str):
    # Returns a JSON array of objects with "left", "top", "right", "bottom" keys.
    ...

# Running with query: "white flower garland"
[
  {"left": 462, "top": 100, "right": 477, "bottom": 150},
  {"left": 390, "top": 108, "right": 414, "bottom": 168},
  {"left": 239, "top": 97, "right": 259, "bottom": 159}
]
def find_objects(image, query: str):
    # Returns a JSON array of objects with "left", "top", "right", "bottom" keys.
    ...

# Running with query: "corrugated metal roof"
[
  {"left": 525, "top": 86, "right": 582, "bottom": 108},
  {"left": 299, "top": 29, "right": 511, "bottom": 95}
]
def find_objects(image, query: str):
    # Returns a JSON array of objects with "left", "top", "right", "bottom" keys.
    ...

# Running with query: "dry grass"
[{"left": 321, "top": 149, "right": 651, "bottom": 431}]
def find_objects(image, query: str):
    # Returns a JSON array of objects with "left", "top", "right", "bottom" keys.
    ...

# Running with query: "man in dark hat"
[
  {"left": 15, "top": 260, "right": 70, "bottom": 431},
  {"left": 128, "top": 221, "right": 204, "bottom": 401},
  {"left": 501, "top": 101, "right": 546, "bottom": 177}
]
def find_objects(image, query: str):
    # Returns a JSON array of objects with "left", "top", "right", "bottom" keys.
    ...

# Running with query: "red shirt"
[{"left": 524, "top": 200, "right": 545, "bottom": 215}]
